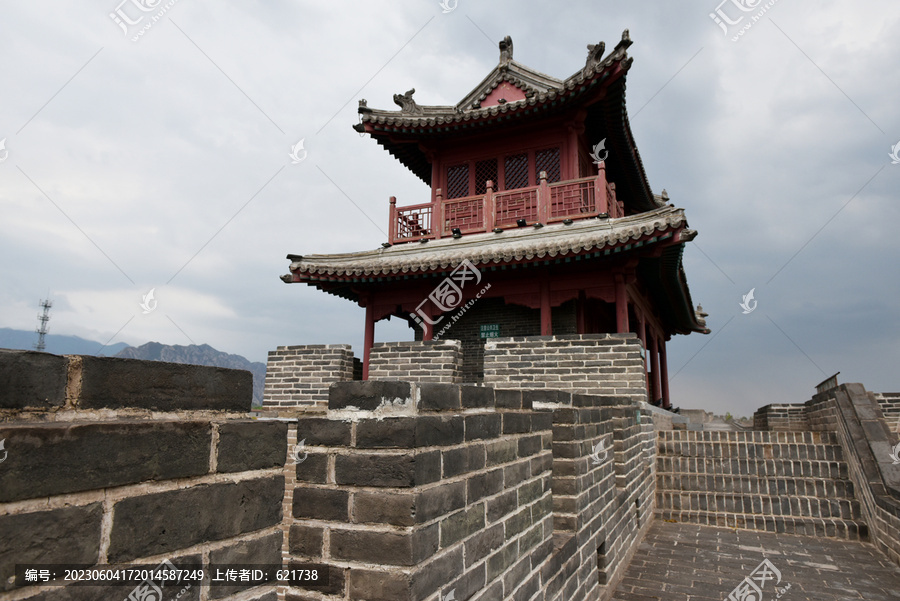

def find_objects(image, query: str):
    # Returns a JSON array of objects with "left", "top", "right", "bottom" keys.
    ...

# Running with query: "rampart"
[
  {"left": 4, "top": 338, "right": 899, "bottom": 600},
  {"left": 2, "top": 336, "right": 657, "bottom": 601},
  {"left": 0, "top": 349, "right": 286, "bottom": 601},
  {"left": 754, "top": 385, "right": 900, "bottom": 566}
]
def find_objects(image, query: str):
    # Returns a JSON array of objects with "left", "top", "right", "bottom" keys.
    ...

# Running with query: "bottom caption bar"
[{"left": 14, "top": 563, "right": 328, "bottom": 587}]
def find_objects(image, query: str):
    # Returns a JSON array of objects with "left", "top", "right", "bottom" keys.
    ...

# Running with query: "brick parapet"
[
  {"left": 0, "top": 364, "right": 285, "bottom": 601},
  {"left": 875, "top": 392, "right": 900, "bottom": 433},
  {"left": 0, "top": 348, "right": 252, "bottom": 414},
  {"left": 262, "top": 344, "right": 355, "bottom": 411},
  {"left": 369, "top": 340, "right": 463, "bottom": 384},
  {"left": 483, "top": 334, "right": 649, "bottom": 402},
  {"left": 752, "top": 403, "right": 810, "bottom": 431},
  {"left": 813, "top": 385, "right": 900, "bottom": 567},
  {"left": 741, "top": 385, "right": 900, "bottom": 565},
  {"left": 286, "top": 381, "right": 655, "bottom": 601}
]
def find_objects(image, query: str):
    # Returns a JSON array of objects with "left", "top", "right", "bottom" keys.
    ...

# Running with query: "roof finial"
[
  {"left": 393, "top": 88, "right": 423, "bottom": 115},
  {"left": 499, "top": 36, "right": 514, "bottom": 64},
  {"left": 695, "top": 304, "right": 709, "bottom": 331},
  {"left": 585, "top": 41, "right": 606, "bottom": 71}
]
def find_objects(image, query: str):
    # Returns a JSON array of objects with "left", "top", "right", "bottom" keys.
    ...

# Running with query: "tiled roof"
[
  {"left": 355, "top": 30, "right": 634, "bottom": 130},
  {"left": 285, "top": 205, "right": 689, "bottom": 280}
]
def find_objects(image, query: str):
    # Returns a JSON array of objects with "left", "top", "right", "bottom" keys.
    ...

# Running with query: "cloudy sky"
[{"left": 1, "top": 1, "right": 898, "bottom": 416}]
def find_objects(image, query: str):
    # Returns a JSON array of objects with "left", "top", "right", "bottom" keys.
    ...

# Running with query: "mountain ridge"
[{"left": 0, "top": 327, "right": 129, "bottom": 356}]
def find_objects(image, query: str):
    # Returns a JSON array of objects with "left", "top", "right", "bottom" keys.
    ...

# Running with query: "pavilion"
[{"left": 281, "top": 31, "right": 709, "bottom": 408}]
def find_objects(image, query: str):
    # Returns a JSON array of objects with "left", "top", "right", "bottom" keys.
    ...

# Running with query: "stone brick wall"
[
  {"left": 875, "top": 392, "right": 900, "bottom": 433},
  {"left": 368, "top": 340, "right": 463, "bottom": 384},
  {"left": 657, "top": 429, "right": 866, "bottom": 539},
  {"left": 750, "top": 384, "right": 900, "bottom": 568},
  {"left": 752, "top": 403, "right": 809, "bottom": 431},
  {"left": 806, "top": 395, "right": 839, "bottom": 431},
  {"left": 263, "top": 344, "right": 355, "bottom": 411},
  {"left": 286, "top": 381, "right": 655, "bottom": 601},
  {"left": 413, "top": 297, "right": 578, "bottom": 382},
  {"left": 810, "top": 385, "right": 900, "bottom": 567},
  {"left": 0, "top": 350, "right": 285, "bottom": 601},
  {"left": 3, "top": 345, "right": 662, "bottom": 601},
  {"left": 483, "top": 334, "right": 647, "bottom": 401},
  {"left": 550, "top": 394, "right": 656, "bottom": 594}
]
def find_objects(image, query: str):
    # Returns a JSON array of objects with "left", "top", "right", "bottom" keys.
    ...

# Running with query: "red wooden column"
[
  {"left": 388, "top": 197, "right": 397, "bottom": 244},
  {"left": 659, "top": 338, "right": 670, "bottom": 409},
  {"left": 434, "top": 188, "right": 444, "bottom": 239},
  {"left": 538, "top": 171, "right": 549, "bottom": 224},
  {"left": 614, "top": 273, "right": 629, "bottom": 333},
  {"left": 595, "top": 160, "right": 609, "bottom": 215},
  {"left": 649, "top": 332, "right": 661, "bottom": 405},
  {"left": 540, "top": 280, "right": 552, "bottom": 336},
  {"left": 423, "top": 301, "right": 434, "bottom": 341},
  {"left": 362, "top": 299, "right": 375, "bottom": 380},
  {"left": 483, "top": 180, "right": 495, "bottom": 232},
  {"left": 576, "top": 291, "right": 586, "bottom": 334},
  {"left": 637, "top": 312, "right": 649, "bottom": 400}
]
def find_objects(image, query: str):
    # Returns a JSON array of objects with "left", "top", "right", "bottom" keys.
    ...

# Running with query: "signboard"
[{"left": 480, "top": 324, "right": 500, "bottom": 339}]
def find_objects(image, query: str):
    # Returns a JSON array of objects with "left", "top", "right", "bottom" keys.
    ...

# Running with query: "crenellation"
[{"left": 5, "top": 347, "right": 899, "bottom": 600}]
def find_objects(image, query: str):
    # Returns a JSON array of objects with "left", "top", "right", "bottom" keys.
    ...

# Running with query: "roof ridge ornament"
[
  {"left": 499, "top": 36, "right": 513, "bottom": 65},
  {"left": 393, "top": 88, "right": 423, "bottom": 114},
  {"left": 695, "top": 304, "right": 710, "bottom": 333},
  {"left": 585, "top": 41, "right": 606, "bottom": 70},
  {"left": 615, "top": 29, "right": 633, "bottom": 54}
]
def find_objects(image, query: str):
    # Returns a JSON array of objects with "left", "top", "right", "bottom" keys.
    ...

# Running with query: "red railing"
[
  {"left": 495, "top": 188, "right": 539, "bottom": 228},
  {"left": 388, "top": 162, "right": 620, "bottom": 244},
  {"left": 442, "top": 193, "right": 484, "bottom": 235}
]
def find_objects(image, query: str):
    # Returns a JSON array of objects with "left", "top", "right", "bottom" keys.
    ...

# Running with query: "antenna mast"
[{"left": 34, "top": 298, "right": 52, "bottom": 352}]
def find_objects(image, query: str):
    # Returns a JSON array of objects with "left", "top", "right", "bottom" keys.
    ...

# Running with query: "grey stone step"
[
  {"left": 657, "top": 440, "right": 845, "bottom": 462},
  {"left": 654, "top": 509, "right": 868, "bottom": 541},
  {"left": 657, "top": 473, "right": 856, "bottom": 499},
  {"left": 656, "top": 490, "right": 861, "bottom": 520},
  {"left": 657, "top": 456, "right": 850, "bottom": 480},
  {"left": 658, "top": 430, "right": 840, "bottom": 445}
]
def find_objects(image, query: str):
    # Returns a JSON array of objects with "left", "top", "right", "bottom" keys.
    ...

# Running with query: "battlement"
[{"left": 3, "top": 347, "right": 899, "bottom": 600}]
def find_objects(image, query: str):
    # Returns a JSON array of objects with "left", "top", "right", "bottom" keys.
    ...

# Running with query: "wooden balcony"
[{"left": 388, "top": 162, "right": 622, "bottom": 245}]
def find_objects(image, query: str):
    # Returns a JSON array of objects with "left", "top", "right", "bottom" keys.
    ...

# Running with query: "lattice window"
[
  {"left": 535, "top": 147, "right": 561, "bottom": 183},
  {"left": 474, "top": 159, "right": 497, "bottom": 195},
  {"left": 446, "top": 164, "right": 470, "bottom": 199},
  {"left": 503, "top": 153, "right": 529, "bottom": 190}
]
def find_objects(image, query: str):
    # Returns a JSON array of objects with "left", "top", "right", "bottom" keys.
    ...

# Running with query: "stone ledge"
[
  {"left": 75, "top": 355, "right": 252, "bottom": 412},
  {"left": 0, "top": 349, "right": 67, "bottom": 410},
  {"left": 0, "top": 349, "right": 253, "bottom": 413},
  {"left": 0, "top": 421, "right": 212, "bottom": 503}
]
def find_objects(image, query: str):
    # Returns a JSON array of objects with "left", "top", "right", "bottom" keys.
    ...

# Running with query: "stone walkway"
[{"left": 611, "top": 521, "right": 900, "bottom": 601}]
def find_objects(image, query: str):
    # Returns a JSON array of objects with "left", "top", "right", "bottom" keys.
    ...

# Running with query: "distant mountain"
[
  {"left": 0, "top": 327, "right": 129, "bottom": 356},
  {"left": 115, "top": 342, "right": 265, "bottom": 406}
]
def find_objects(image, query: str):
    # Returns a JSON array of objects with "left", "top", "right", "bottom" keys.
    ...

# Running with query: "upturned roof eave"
[
  {"left": 355, "top": 30, "right": 634, "bottom": 131},
  {"left": 284, "top": 206, "right": 689, "bottom": 279}
]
